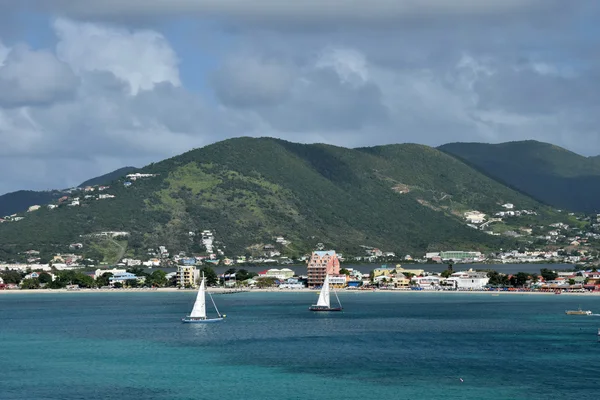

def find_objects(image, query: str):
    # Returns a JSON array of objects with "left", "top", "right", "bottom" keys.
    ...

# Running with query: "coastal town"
[
  {"left": 2, "top": 247, "right": 600, "bottom": 294},
  {"left": 2, "top": 177, "right": 600, "bottom": 293}
]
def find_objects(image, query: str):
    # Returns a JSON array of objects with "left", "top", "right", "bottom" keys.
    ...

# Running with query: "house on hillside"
[{"left": 464, "top": 211, "right": 486, "bottom": 224}]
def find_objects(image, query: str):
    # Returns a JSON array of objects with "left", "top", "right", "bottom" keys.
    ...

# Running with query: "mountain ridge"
[
  {"left": 0, "top": 137, "right": 567, "bottom": 261},
  {"left": 439, "top": 140, "right": 600, "bottom": 212}
]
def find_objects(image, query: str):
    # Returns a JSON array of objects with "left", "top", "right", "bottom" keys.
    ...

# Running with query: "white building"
[
  {"left": 94, "top": 268, "right": 127, "bottom": 279},
  {"left": 328, "top": 274, "right": 347, "bottom": 287},
  {"left": 414, "top": 276, "right": 443, "bottom": 289},
  {"left": 464, "top": 211, "right": 486, "bottom": 224},
  {"left": 445, "top": 270, "right": 489, "bottom": 290},
  {"left": 265, "top": 268, "right": 295, "bottom": 280},
  {"left": 502, "top": 203, "right": 514, "bottom": 209}
]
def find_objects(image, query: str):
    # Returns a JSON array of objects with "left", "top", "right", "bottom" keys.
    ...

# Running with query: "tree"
[
  {"left": 200, "top": 266, "right": 218, "bottom": 286},
  {"left": 113, "top": 282, "right": 123, "bottom": 289},
  {"left": 540, "top": 268, "right": 558, "bottom": 281},
  {"left": 568, "top": 279, "right": 576, "bottom": 286},
  {"left": 147, "top": 270, "right": 167, "bottom": 287},
  {"left": 256, "top": 277, "right": 278, "bottom": 288},
  {"left": 20, "top": 278, "right": 40, "bottom": 289},
  {"left": 235, "top": 269, "right": 250, "bottom": 281},
  {"left": 339, "top": 268, "right": 351, "bottom": 276},
  {"left": 441, "top": 269, "right": 453, "bottom": 278},
  {"left": 1, "top": 270, "right": 24, "bottom": 284},
  {"left": 514, "top": 272, "right": 529, "bottom": 287},
  {"left": 96, "top": 272, "right": 113, "bottom": 287},
  {"left": 38, "top": 272, "right": 53, "bottom": 284}
]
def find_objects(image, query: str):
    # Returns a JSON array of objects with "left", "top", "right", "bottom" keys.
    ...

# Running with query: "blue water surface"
[{"left": 1, "top": 292, "right": 599, "bottom": 400}]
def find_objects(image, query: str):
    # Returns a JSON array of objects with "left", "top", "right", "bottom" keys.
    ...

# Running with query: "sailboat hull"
[
  {"left": 309, "top": 305, "right": 342, "bottom": 312},
  {"left": 182, "top": 316, "right": 224, "bottom": 323}
]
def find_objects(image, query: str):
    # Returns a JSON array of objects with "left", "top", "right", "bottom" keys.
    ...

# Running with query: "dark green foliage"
[
  {"left": 20, "top": 278, "right": 40, "bottom": 289},
  {"left": 439, "top": 140, "right": 600, "bottom": 212},
  {"left": 47, "top": 270, "right": 95, "bottom": 288},
  {"left": 146, "top": 270, "right": 167, "bottom": 287},
  {"left": 200, "top": 266, "right": 218, "bottom": 286},
  {"left": 540, "top": 268, "right": 558, "bottom": 281},
  {"left": 1, "top": 269, "right": 23, "bottom": 284},
  {"left": 79, "top": 167, "right": 139, "bottom": 187},
  {"left": 38, "top": 272, "right": 52, "bottom": 284},
  {"left": 0, "top": 137, "right": 563, "bottom": 257},
  {"left": 96, "top": 272, "right": 113, "bottom": 287},
  {"left": 0, "top": 190, "right": 63, "bottom": 216}
]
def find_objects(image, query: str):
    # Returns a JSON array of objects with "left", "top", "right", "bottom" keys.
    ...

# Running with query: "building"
[
  {"left": 440, "top": 251, "right": 483, "bottom": 262},
  {"left": 27, "top": 205, "right": 41, "bottom": 212},
  {"left": 265, "top": 268, "right": 295, "bottom": 280},
  {"left": 109, "top": 272, "right": 140, "bottom": 286},
  {"left": 445, "top": 270, "right": 489, "bottom": 290},
  {"left": 307, "top": 250, "right": 340, "bottom": 287},
  {"left": 464, "top": 211, "right": 486, "bottom": 224},
  {"left": 94, "top": 268, "right": 126, "bottom": 279},
  {"left": 328, "top": 274, "right": 348, "bottom": 288},
  {"left": 177, "top": 265, "right": 199, "bottom": 288}
]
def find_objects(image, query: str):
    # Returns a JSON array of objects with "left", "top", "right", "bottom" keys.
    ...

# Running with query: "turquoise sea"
[{"left": 1, "top": 292, "right": 599, "bottom": 399}]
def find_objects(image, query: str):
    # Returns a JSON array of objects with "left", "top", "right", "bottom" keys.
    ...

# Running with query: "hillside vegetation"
[
  {"left": 0, "top": 167, "right": 139, "bottom": 216},
  {"left": 439, "top": 140, "right": 600, "bottom": 213},
  {"left": 79, "top": 166, "right": 138, "bottom": 187},
  {"left": 0, "top": 137, "right": 561, "bottom": 259}
]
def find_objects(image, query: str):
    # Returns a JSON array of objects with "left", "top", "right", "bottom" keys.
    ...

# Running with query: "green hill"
[
  {"left": 439, "top": 140, "right": 600, "bottom": 213},
  {"left": 79, "top": 166, "right": 138, "bottom": 187},
  {"left": 0, "top": 137, "right": 564, "bottom": 260},
  {"left": 0, "top": 167, "right": 139, "bottom": 216},
  {"left": 0, "top": 190, "right": 63, "bottom": 217}
]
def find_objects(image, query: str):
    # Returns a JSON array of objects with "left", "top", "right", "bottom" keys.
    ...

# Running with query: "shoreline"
[{"left": 1, "top": 287, "right": 600, "bottom": 296}]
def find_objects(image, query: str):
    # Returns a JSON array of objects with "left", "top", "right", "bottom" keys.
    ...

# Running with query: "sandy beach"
[{"left": 1, "top": 287, "right": 600, "bottom": 296}]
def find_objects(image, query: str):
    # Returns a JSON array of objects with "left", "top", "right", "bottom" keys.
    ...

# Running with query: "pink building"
[{"left": 307, "top": 250, "right": 340, "bottom": 287}]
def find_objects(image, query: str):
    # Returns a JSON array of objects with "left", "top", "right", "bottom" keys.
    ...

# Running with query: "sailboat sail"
[
  {"left": 316, "top": 275, "right": 331, "bottom": 308},
  {"left": 189, "top": 277, "right": 206, "bottom": 318}
]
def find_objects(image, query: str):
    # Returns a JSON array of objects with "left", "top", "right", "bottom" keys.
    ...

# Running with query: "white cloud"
[
  {"left": 0, "top": 44, "right": 78, "bottom": 107},
  {"left": 53, "top": 18, "right": 180, "bottom": 95}
]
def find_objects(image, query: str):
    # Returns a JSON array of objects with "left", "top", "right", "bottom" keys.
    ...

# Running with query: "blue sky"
[{"left": 0, "top": 1, "right": 599, "bottom": 194}]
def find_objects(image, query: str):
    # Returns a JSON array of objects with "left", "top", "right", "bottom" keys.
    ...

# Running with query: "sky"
[{"left": 0, "top": 1, "right": 599, "bottom": 194}]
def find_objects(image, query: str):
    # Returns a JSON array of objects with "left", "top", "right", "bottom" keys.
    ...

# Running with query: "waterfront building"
[
  {"left": 328, "top": 274, "right": 348, "bottom": 288},
  {"left": 439, "top": 251, "right": 483, "bottom": 262},
  {"left": 265, "top": 268, "right": 295, "bottom": 280},
  {"left": 307, "top": 250, "right": 340, "bottom": 287},
  {"left": 109, "top": 272, "right": 140, "bottom": 286},
  {"left": 177, "top": 265, "right": 199, "bottom": 288},
  {"left": 94, "top": 268, "right": 126, "bottom": 279},
  {"left": 445, "top": 270, "right": 489, "bottom": 290}
]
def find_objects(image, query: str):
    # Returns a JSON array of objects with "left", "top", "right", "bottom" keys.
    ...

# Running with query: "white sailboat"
[
  {"left": 182, "top": 274, "right": 225, "bottom": 323},
  {"left": 309, "top": 274, "right": 343, "bottom": 312}
]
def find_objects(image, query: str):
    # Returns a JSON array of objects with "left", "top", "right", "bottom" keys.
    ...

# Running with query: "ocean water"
[{"left": 1, "top": 292, "right": 599, "bottom": 400}]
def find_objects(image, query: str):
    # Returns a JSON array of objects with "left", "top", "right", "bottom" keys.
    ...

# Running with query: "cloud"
[
  {"left": 0, "top": 18, "right": 226, "bottom": 195},
  {"left": 1, "top": 3, "right": 600, "bottom": 196},
  {"left": 0, "top": 44, "right": 78, "bottom": 107},
  {"left": 212, "top": 54, "right": 294, "bottom": 108},
  {"left": 53, "top": 18, "right": 180, "bottom": 95},
  {"left": 29, "top": 0, "right": 558, "bottom": 24}
]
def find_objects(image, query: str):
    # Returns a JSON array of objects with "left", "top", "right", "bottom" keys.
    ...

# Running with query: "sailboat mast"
[
  {"left": 333, "top": 287, "right": 342, "bottom": 308},
  {"left": 208, "top": 292, "right": 221, "bottom": 317}
]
